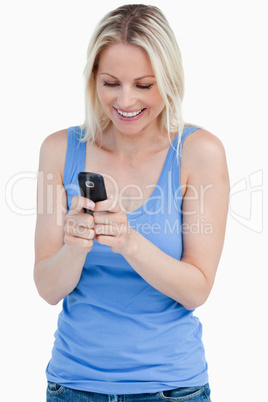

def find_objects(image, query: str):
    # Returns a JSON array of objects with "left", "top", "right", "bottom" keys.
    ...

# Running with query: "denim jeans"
[{"left": 46, "top": 382, "right": 211, "bottom": 401}]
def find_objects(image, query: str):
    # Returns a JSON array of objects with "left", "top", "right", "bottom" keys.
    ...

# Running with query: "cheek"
[
  {"left": 150, "top": 91, "right": 165, "bottom": 113},
  {"left": 96, "top": 83, "right": 111, "bottom": 107},
  {"left": 96, "top": 85, "right": 105, "bottom": 105}
]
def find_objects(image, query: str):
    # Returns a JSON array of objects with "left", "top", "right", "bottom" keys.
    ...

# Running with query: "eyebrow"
[{"left": 100, "top": 73, "right": 155, "bottom": 80}]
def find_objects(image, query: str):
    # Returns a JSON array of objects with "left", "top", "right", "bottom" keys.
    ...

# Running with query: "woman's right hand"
[{"left": 64, "top": 196, "right": 96, "bottom": 253}]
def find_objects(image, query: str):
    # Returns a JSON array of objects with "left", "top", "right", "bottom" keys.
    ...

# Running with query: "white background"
[{"left": 1, "top": 0, "right": 267, "bottom": 401}]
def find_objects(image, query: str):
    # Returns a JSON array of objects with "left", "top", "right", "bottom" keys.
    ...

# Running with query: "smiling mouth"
[{"left": 115, "top": 108, "right": 145, "bottom": 118}]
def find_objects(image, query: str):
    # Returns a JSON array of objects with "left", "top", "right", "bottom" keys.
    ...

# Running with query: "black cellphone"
[{"left": 78, "top": 172, "right": 107, "bottom": 214}]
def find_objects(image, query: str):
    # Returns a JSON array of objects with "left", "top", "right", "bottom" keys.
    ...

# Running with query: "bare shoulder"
[
  {"left": 39, "top": 129, "right": 68, "bottom": 180},
  {"left": 183, "top": 127, "right": 226, "bottom": 158},
  {"left": 40, "top": 128, "right": 68, "bottom": 157},
  {"left": 182, "top": 128, "right": 228, "bottom": 176}
]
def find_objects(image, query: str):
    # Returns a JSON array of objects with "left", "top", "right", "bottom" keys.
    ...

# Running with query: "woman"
[{"left": 34, "top": 4, "right": 229, "bottom": 401}]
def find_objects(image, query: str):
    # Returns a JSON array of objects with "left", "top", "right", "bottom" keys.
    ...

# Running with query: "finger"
[
  {"left": 67, "top": 225, "right": 95, "bottom": 240},
  {"left": 96, "top": 234, "right": 125, "bottom": 250},
  {"left": 94, "top": 194, "right": 123, "bottom": 213},
  {"left": 65, "top": 213, "right": 95, "bottom": 229},
  {"left": 64, "top": 233, "right": 94, "bottom": 250},
  {"left": 94, "top": 211, "right": 126, "bottom": 225},
  {"left": 70, "top": 196, "right": 95, "bottom": 213},
  {"left": 95, "top": 224, "right": 125, "bottom": 237}
]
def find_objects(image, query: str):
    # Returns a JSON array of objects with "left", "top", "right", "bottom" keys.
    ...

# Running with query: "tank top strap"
[
  {"left": 63, "top": 126, "right": 86, "bottom": 210},
  {"left": 63, "top": 126, "right": 85, "bottom": 185},
  {"left": 178, "top": 125, "right": 201, "bottom": 156},
  {"left": 171, "top": 125, "right": 201, "bottom": 193}
]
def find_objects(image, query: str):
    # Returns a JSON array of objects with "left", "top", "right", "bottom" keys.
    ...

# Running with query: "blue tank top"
[{"left": 46, "top": 125, "right": 208, "bottom": 393}]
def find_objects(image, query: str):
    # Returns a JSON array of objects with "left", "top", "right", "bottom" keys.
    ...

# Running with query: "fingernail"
[{"left": 87, "top": 200, "right": 95, "bottom": 208}]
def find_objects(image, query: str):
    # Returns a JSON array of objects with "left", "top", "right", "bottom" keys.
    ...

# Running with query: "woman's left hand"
[{"left": 93, "top": 195, "right": 135, "bottom": 255}]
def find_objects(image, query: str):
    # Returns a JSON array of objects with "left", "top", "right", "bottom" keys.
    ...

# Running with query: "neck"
[{"left": 100, "top": 123, "right": 171, "bottom": 159}]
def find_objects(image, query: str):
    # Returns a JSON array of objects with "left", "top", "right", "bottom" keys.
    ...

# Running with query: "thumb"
[{"left": 70, "top": 196, "right": 95, "bottom": 213}]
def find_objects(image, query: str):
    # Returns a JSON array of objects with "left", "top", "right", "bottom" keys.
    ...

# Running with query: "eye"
[
  {"left": 103, "top": 82, "right": 154, "bottom": 90},
  {"left": 103, "top": 82, "right": 119, "bottom": 87},
  {"left": 136, "top": 84, "right": 154, "bottom": 90}
]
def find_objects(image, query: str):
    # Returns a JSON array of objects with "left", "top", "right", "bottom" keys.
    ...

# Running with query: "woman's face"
[{"left": 96, "top": 43, "right": 165, "bottom": 137}]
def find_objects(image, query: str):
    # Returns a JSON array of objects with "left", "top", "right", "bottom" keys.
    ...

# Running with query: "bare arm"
[
  {"left": 34, "top": 131, "right": 95, "bottom": 305},
  {"left": 94, "top": 129, "right": 230, "bottom": 310}
]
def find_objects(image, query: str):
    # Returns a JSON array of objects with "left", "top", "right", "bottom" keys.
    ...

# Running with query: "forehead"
[{"left": 97, "top": 43, "right": 154, "bottom": 77}]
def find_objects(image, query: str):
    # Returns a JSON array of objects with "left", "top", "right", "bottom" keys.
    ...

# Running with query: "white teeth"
[{"left": 117, "top": 109, "right": 143, "bottom": 117}]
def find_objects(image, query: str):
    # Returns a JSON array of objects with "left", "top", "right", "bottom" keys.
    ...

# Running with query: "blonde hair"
[{"left": 81, "top": 4, "right": 185, "bottom": 147}]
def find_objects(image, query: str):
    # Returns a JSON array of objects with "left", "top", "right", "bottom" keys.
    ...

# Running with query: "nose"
[{"left": 117, "top": 85, "right": 136, "bottom": 109}]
